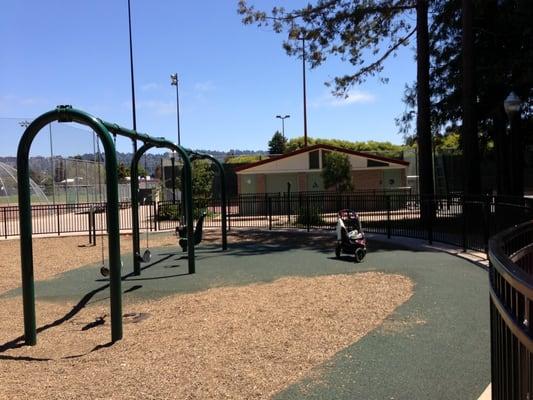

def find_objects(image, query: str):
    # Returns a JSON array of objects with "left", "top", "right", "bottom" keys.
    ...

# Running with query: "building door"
[
  {"left": 307, "top": 172, "right": 323, "bottom": 191},
  {"left": 382, "top": 169, "right": 401, "bottom": 189},
  {"left": 266, "top": 173, "right": 298, "bottom": 194}
]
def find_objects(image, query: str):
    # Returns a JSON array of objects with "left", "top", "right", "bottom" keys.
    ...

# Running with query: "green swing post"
[
  {"left": 130, "top": 143, "right": 155, "bottom": 276},
  {"left": 17, "top": 106, "right": 123, "bottom": 345},
  {"left": 180, "top": 147, "right": 195, "bottom": 273},
  {"left": 103, "top": 122, "right": 195, "bottom": 275},
  {"left": 215, "top": 156, "right": 228, "bottom": 251},
  {"left": 189, "top": 152, "right": 228, "bottom": 251}
]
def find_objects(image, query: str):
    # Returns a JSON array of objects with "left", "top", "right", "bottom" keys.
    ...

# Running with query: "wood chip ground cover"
[
  {"left": 0, "top": 234, "right": 413, "bottom": 399},
  {"left": 0, "top": 232, "right": 192, "bottom": 293}
]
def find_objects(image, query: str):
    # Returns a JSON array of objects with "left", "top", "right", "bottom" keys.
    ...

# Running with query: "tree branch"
[
  {"left": 239, "top": 1, "right": 416, "bottom": 24},
  {"left": 334, "top": 27, "right": 417, "bottom": 93}
]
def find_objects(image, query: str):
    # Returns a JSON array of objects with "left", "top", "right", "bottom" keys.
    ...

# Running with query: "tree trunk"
[
  {"left": 416, "top": 0, "right": 434, "bottom": 225},
  {"left": 461, "top": 0, "right": 481, "bottom": 195},
  {"left": 493, "top": 107, "right": 510, "bottom": 197},
  {"left": 510, "top": 113, "right": 524, "bottom": 197}
]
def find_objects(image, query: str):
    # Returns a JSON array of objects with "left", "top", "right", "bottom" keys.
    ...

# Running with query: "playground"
[
  {"left": 0, "top": 230, "right": 490, "bottom": 399},
  {"left": 0, "top": 107, "right": 491, "bottom": 399}
]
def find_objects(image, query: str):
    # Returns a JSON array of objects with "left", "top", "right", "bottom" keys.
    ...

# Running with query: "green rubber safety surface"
[
  {"left": 275, "top": 243, "right": 490, "bottom": 400},
  {"left": 1, "top": 236, "right": 490, "bottom": 399}
]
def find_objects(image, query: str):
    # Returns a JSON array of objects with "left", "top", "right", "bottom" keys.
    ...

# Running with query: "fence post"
[
  {"left": 88, "top": 210, "right": 93, "bottom": 245},
  {"left": 148, "top": 202, "right": 152, "bottom": 232},
  {"left": 3, "top": 207, "right": 7, "bottom": 239},
  {"left": 306, "top": 193, "right": 310, "bottom": 232},
  {"left": 92, "top": 210, "right": 96, "bottom": 245},
  {"left": 287, "top": 183, "right": 291, "bottom": 224},
  {"left": 56, "top": 204, "right": 61, "bottom": 236},
  {"left": 483, "top": 196, "right": 490, "bottom": 253},
  {"left": 227, "top": 198, "right": 231, "bottom": 231},
  {"left": 264, "top": 192, "right": 268, "bottom": 228},
  {"left": 156, "top": 201, "right": 160, "bottom": 231},
  {"left": 386, "top": 195, "right": 391, "bottom": 239},
  {"left": 427, "top": 196, "right": 433, "bottom": 245},
  {"left": 268, "top": 196, "right": 272, "bottom": 230},
  {"left": 462, "top": 195, "right": 467, "bottom": 252},
  {"left": 153, "top": 201, "right": 158, "bottom": 231}
]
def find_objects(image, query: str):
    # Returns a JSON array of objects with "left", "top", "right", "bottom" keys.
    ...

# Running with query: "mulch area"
[
  {"left": 0, "top": 231, "right": 413, "bottom": 399},
  {"left": 0, "top": 231, "right": 221, "bottom": 294},
  {"left": 0, "top": 229, "right": 336, "bottom": 294}
]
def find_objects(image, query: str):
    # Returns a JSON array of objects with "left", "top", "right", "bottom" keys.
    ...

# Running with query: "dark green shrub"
[
  {"left": 296, "top": 205, "right": 324, "bottom": 226},
  {"left": 193, "top": 198, "right": 209, "bottom": 219},
  {"left": 157, "top": 204, "right": 181, "bottom": 221}
]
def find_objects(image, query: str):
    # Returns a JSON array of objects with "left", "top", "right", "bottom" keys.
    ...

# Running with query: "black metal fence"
[
  {"left": 489, "top": 220, "right": 533, "bottom": 399},
  {"left": 2, "top": 193, "right": 533, "bottom": 255},
  {"left": 0, "top": 202, "right": 158, "bottom": 239}
]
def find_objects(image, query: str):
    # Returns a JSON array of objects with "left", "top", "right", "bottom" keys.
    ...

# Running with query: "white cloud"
[
  {"left": 194, "top": 81, "right": 215, "bottom": 93},
  {"left": 141, "top": 82, "right": 160, "bottom": 91},
  {"left": 312, "top": 89, "right": 376, "bottom": 108},
  {"left": 192, "top": 80, "right": 216, "bottom": 102},
  {"left": 136, "top": 100, "right": 174, "bottom": 115},
  {"left": 0, "top": 95, "right": 47, "bottom": 113}
]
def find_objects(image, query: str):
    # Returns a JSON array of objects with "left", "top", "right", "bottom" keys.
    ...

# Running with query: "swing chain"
[{"left": 95, "top": 132, "right": 108, "bottom": 276}]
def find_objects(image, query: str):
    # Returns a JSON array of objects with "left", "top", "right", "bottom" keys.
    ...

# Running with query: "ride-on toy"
[{"left": 335, "top": 209, "right": 367, "bottom": 262}]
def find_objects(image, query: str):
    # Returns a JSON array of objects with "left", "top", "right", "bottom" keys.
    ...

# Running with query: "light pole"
[
  {"left": 170, "top": 73, "right": 181, "bottom": 147},
  {"left": 504, "top": 91, "right": 523, "bottom": 196},
  {"left": 289, "top": 31, "right": 308, "bottom": 147},
  {"left": 503, "top": 91, "right": 521, "bottom": 122},
  {"left": 47, "top": 123, "right": 56, "bottom": 205},
  {"left": 170, "top": 150, "right": 177, "bottom": 204},
  {"left": 127, "top": 0, "right": 138, "bottom": 154},
  {"left": 275, "top": 115, "right": 290, "bottom": 140}
]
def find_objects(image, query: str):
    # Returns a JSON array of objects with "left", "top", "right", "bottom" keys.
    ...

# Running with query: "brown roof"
[{"left": 233, "top": 144, "right": 409, "bottom": 172}]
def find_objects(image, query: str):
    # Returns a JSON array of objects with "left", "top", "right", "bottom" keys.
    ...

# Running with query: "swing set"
[
  {"left": 130, "top": 145, "right": 228, "bottom": 276},
  {"left": 16, "top": 105, "right": 227, "bottom": 345}
]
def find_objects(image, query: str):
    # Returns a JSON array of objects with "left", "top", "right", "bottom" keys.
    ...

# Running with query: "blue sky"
[{"left": 0, "top": 0, "right": 416, "bottom": 157}]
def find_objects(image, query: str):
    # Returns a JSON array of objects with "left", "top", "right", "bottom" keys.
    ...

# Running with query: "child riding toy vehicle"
[{"left": 335, "top": 209, "right": 367, "bottom": 262}]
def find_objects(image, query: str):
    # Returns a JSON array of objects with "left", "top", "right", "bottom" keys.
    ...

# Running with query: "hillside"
[{"left": 0, "top": 149, "right": 268, "bottom": 176}]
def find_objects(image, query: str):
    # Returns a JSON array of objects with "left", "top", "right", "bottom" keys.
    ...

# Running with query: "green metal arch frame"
[
  {"left": 188, "top": 151, "right": 228, "bottom": 251},
  {"left": 16, "top": 106, "right": 123, "bottom": 345},
  {"left": 131, "top": 142, "right": 156, "bottom": 276},
  {"left": 97, "top": 121, "right": 195, "bottom": 274},
  {"left": 129, "top": 142, "right": 195, "bottom": 275}
]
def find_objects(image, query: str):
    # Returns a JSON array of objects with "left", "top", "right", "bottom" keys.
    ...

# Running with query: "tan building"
[{"left": 235, "top": 144, "right": 409, "bottom": 194}]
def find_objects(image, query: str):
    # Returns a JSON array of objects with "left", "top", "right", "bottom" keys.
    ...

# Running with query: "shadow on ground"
[{"left": 0, "top": 231, "right": 490, "bottom": 399}]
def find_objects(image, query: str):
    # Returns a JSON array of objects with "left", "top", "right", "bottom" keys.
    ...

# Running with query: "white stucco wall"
[
  {"left": 238, "top": 152, "right": 310, "bottom": 174},
  {"left": 238, "top": 148, "right": 406, "bottom": 175}
]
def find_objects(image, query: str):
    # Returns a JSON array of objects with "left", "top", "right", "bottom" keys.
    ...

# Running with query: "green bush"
[
  {"left": 157, "top": 199, "right": 213, "bottom": 222},
  {"left": 193, "top": 198, "right": 210, "bottom": 220},
  {"left": 225, "top": 154, "right": 266, "bottom": 164},
  {"left": 157, "top": 204, "right": 181, "bottom": 221},
  {"left": 296, "top": 205, "right": 324, "bottom": 226}
]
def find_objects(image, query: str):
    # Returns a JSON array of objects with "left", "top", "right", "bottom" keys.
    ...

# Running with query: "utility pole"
[
  {"left": 461, "top": 0, "right": 480, "bottom": 195},
  {"left": 416, "top": 0, "right": 433, "bottom": 199},
  {"left": 276, "top": 115, "right": 290, "bottom": 140},
  {"left": 170, "top": 73, "right": 181, "bottom": 146},
  {"left": 301, "top": 36, "right": 308, "bottom": 147},
  {"left": 127, "top": 0, "right": 138, "bottom": 154},
  {"left": 290, "top": 30, "right": 309, "bottom": 147}
]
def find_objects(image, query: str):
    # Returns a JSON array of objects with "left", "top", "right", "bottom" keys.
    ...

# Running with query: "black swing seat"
[{"left": 177, "top": 212, "right": 207, "bottom": 252}]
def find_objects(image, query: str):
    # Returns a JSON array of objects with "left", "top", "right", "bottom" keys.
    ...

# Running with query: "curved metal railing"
[{"left": 489, "top": 221, "right": 533, "bottom": 399}]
